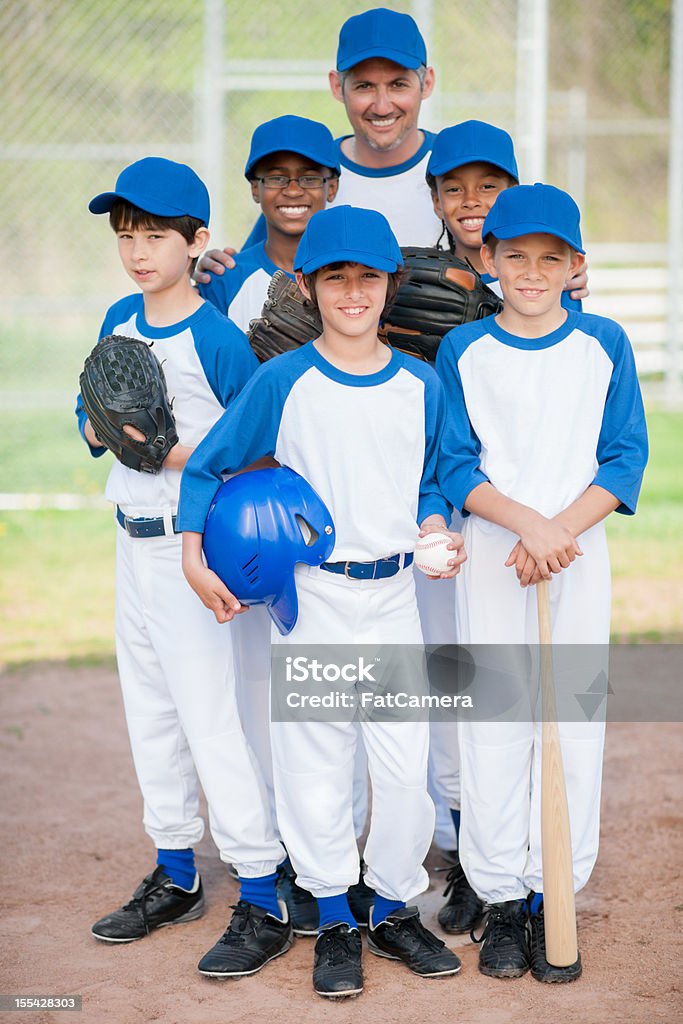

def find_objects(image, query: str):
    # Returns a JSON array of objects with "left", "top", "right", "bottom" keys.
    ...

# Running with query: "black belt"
[
  {"left": 116, "top": 505, "right": 178, "bottom": 538},
  {"left": 320, "top": 552, "right": 414, "bottom": 580}
]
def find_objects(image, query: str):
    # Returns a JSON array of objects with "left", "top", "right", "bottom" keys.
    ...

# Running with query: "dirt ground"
[{"left": 1, "top": 662, "right": 681, "bottom": 1024}]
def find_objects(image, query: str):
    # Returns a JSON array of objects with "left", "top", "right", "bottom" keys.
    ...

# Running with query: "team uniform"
[
  {"left": 76, "top": 294, "right": 285, "bottom": 878},
  {"left": 422, "top": 276, "right": 581, "bottom": 844},
  {"left": 199, "top": 240, "right": 371, "bottom": 848},
  {"left": 178, "top": 340, "right": 450, "bottom": 901},
  {"left": 436, "top": 308, "right": 648, "bottom": 903}
]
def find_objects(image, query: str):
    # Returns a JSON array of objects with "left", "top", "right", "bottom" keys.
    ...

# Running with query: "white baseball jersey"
[
  {"left": 437, "top": 310, "right": 647, "bottom": 522},
  {"left": 178, "top": 342, "right": 449, "bottom": 549},
  {"left": 435, "top": 309, "right": 648, "bottom": 901},
  {"left": 77, "top": 294, "right": 258, "bottom": 516},
  {"left": 334, "top": 130, "right": 441, "bottom": 246}
]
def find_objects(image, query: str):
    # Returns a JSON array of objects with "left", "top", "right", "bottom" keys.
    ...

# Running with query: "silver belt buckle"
[{"left": 344, "top": 561, "right": 353, "bottom": 579}]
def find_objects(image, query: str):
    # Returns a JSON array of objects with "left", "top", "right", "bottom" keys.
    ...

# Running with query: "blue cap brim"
[
  {"left": 484, "top": 222, "right": 585, "bottom": 254},
  {"left": 296, "top": 248, "right": 402, "bottom": 273},
  {"left": 428, "top": 151, "right": 519, "bottom": 181},
  {"left": 337, "top": 47, "right": 423, "bottom": 71},
  {"left": 268, "top": 576, "right": 299, "bottom": 636},
  {"left": 245, "top": 144, "right": 340, "bottom": 178},
  {"left": 88, "top": 190, "right": 198, "bottom": 219}
]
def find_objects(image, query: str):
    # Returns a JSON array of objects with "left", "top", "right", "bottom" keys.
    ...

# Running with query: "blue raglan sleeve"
[
  {"left": 74, "top": 300, "right": 133, "bottom": 456},
  {"left": 194, "top": 313, "right": 259, "bottom": 409},
  {"left": 592, "top": 321, "right": 648, "bottom": 515},
  {"left": 198, "top": 261, "right": 250, "bottom": 317},
  {"left": 177, "top": 359, "right": 291, "bottom": 533},
  {"left": 417, "top": 369, "right": 451, "bottom": 524},
  {"left": 434, "top": 330, "right": 490, "bottom": 516}
]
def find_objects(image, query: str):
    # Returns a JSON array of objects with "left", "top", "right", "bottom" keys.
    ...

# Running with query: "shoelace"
[
  {"left": 384, "top": 913, "right": 445, "bottom": 952},
  {"left": 122, "top": 867, "right": 170, "bottom": 934},
  {"left": 318, "top": 927, "right": 360, "bottom": 966},
  {"left": 218, "top": 902, "right": 261, "bottom": 945},
  {"left": 441, "top": 863, "right": 467, "bottom": 899},
  {"left": 471, "top": 904, "right": 527, "bottom": 948}
]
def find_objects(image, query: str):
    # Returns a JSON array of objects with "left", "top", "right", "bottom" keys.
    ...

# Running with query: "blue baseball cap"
[
  {"left": 427, "top": 121, "right": 519, "bottom": 181},
  {"left": 482, "top": 183, "right": 585, "bottom": 253},
  {"left": 336, "top": 8, "right": 427, "bottom": 72},
  {"left": 244, "top": 115, "right": 341, "bottom": 178},
  {"left": 89, "top": 157, "right": 210, "bottom": 225},
  {"left": 294, "top": 205, "right": 403, "bottom": 274}
]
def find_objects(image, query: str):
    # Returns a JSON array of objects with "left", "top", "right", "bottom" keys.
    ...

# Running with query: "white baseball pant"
[
  {"left": 115, "top": 526, "right": 284, "bottom": 877},
  {"left": 269, "top": 564, "right": 435, "bottom": 901},
  {"left": 455, "top": 517, "right": 609, "bottom": 902}
]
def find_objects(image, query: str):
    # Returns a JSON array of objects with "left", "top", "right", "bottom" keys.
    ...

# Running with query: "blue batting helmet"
[{"left": 203, "top": 467, "right": 336, "bottom": 636}]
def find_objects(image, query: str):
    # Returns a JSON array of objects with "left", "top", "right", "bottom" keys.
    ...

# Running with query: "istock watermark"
[
  {"left": 270, "top": 644, "right": 683, "bottom": 724},
  {"left": 284, "top": 655, "right": 379, "bottom": 684}
]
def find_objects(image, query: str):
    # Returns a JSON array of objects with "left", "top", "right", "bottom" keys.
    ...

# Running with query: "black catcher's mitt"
[
  {"left": 80, "top": 334, "right": 178, "bottom": 474},
  {"left": 247, "top": 271, "right": 322, "bottom": 363},
  {"left": 382, "top": 247, "right": 503, "bottom": 361}
]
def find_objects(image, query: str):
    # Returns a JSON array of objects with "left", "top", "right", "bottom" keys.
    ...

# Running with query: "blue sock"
[
  {"left": 156, "top": 848, "right": 196, "bottom": 890},
  {"left": 371, "top": 895, "right": 406, "bottom": 927},
  {"left": 239, "top": 871, "right": 281, "bottom": 918},
  {"left": 528, "top": 891, "right": 544, "bottom": 916},
  {"left": 450, "top": 808, "right": 461, "bottom": 845},
  {"left": 317, "top": 893, "right": 357, "bottom": 930}
]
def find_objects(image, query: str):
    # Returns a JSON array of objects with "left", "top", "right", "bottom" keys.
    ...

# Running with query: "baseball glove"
[
  {"left": 381, "top": 247, "right": 503, "bottom": 361},
  {"left": 248, "top": 271, "right": 322, "bottom": 362},
  {"left": 80, "top": 334, "right": 178, "bottom": 474}
]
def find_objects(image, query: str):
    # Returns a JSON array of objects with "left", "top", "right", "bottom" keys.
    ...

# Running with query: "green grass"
[
  {"left": 0, "top": 510, "right": 115, "bottom": 666},
  {"left": 0, "top": 407, "right": 680, "bottom": 666},
  {"left": 604, "top": 408, "right": 682, "bottom": 640},
  {"left": 0, "top": 406, "right": 111, "bottom": 494}
]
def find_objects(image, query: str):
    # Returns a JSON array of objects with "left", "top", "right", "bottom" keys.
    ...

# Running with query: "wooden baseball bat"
[{"left": 537, "top": 579, "right": 578, "bottom": 966}]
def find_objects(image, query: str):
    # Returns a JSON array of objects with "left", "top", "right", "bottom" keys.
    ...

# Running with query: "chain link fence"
[{"left": 0, "top": 0, "right": 677, "bottom": 495}]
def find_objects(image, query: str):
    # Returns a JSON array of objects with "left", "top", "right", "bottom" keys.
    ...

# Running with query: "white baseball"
[{"left": 414, "top": 533, "right": 456, "bottom": 576}]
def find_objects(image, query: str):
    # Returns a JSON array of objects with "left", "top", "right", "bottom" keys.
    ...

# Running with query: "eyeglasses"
[{"left": 254, "top": 174, "right": 332, "bottom": 190}]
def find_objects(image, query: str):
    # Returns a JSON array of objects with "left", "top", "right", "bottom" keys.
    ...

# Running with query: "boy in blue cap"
[
  {"left": 436, "top": 184, "right": 648, "bottom": 982},
  {"left": 200, "top": 114, "right": 340, "bottom": 332},
  {"left": 427, "top": 120, "right": 583, "bottom": 307},
  {"left": 179, "top": 204, "right": 465, "bottom": 998},
  {"left": 424, "top": 121, "right": 584, "bottom": 942},
  {"left": 199, "top": 115, "right": 374, "bottom": 937},
  {"left": 199, "top": 114, "right": 343, "bottom": 936},
  {"left": 77, "top": 157, "right": 294, "bottom": 980}
]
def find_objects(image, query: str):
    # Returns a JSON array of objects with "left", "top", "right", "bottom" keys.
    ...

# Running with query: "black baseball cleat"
[
  {"left": 527, "top": 898, "right": 582, "bottom": 983},
  {"left": 197, "top": 900, "right": 293, "bottom": 977},
  {"left": 347, "top": 859, "right": 376, "bottom": 928},
  {"left": 367, "top": 906, "right": 462, "bottom": 977},
  {"left": 437, "top": 857, "right": 485, "bottom": 934},
  {"left": 276, "top": 860, "right": 319, "bottom": 936},
  {"left": 91, "top": 866, "right": 204, "bottom": 942},
  {"left": 472, "top": 899, "right": 530, "bottom": 979},
  {"left": 313, "top": 922, "right": 364, "bottom": 999}
]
